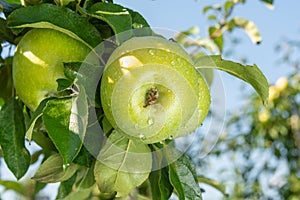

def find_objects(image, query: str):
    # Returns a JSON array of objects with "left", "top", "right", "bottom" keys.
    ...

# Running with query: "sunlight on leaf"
[
  {"left": 196, "top": 55, "right": 269, "bottom": 104},
  {"left": 230, "top": 17, "right": 262, "bottom": 44}
]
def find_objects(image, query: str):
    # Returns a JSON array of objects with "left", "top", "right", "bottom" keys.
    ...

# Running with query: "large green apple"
[
  {"left": 101, "top": 36, "right": 211, "bottom": 144},
  {"left": 13, "top": 28, "right": 97, "bottom": 111}
]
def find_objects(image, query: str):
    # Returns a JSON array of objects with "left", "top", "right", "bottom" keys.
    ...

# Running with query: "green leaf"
[
  {"left": 63, "top": 62, "right": 103, "bottom": 106},
  {"left": 229, "top": 17, "right": 262, "bottom": 44},
  {"left": 0, "top": 180, "right": 26, "bottom": 195},
  {"left": 2, "top": 0, "right": 21, "bottom": 4},
  {"left": 77, "top": 166, "right": 96, "bottom": 189},
  {"left": 33, "top": 154, "right": 79, "bottom": 183},
  {"left": 260, "top": 0, "right": 273, "bottom": 3},
  {"left": 167, "top": 149, "right": 202, "bottom": 200},
  {"left": 94, "top": 130, "right": 152, "bottom": 197},
  {"left": 42, "top": 91, "right": 88, "bottom": 165},
  {"left": 224, "top": 1, "right": 235, "bottom": 12},
  {"left": 25, "top": 97, "right": 55, "bottom": 141},
  {"left": 61, "top": 185, "right": 95, "bottom": 200},
  {"left": 56, "top": 172, "right": 77, "bottom": 199},
  {"left": 60, "top": 167, "right": 96, "bottom": 199},
  {"left": 128, "top": 9, "right": 150, "bottom": 29},
  {"left": 0, "top": 0, "right": 21, "bottom": 16},
  {"left": 198, "top": 176, "right": 228, "bottom": 197},
  {"left": 260, "top": 0, "right": 274, "bottom": 8},
  {"left": 57, "top": 79, "right": 74, "bottom": 91},
  {"left": 203, "top": 5, "right": 212, "bottom": 14},
  {"left": 195, "top": 55, "right": 269, "bottom": 104},
  {"left": 0, "top": 18, "right": 15, "bottom": 43},
  {"left": 0, "top": 98, "right": 30, "bottom": 179},
  {"left": 73, "top": 145, "right": 94, "bottom": 167},
  {"left": 0, "top": 57, "right": 13, "bottom": 101},
  {"left": 7, "top": 3, "right": 102, "bottom": 49},
  {"left": 31, "top": 129, "right": 56, "bottom": 153},
  {"left": 149, "top": 146, "right": 173, "bottom": 200},
  {"left": 84, "top": 2, "right": 133, "bottom": 43},
  {"left": 127, "top": 8, "right": 152, "bottom": 37},
  {"left": 209, "top": 26, "right": 224, "bottom": 52},
  {"left": 207, "top": 15, "right": 217, "bottom": 20},
  {"left": 101, "top": 116, "right": 113, "bottom": 136}
]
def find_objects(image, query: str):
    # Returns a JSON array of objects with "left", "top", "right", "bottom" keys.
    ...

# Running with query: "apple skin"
[
  {"left": 101, "top": 36, "right": 211, "bottom": 144},
  {"left": 13, "top": 28, "right": 97, "bottom": 111}
]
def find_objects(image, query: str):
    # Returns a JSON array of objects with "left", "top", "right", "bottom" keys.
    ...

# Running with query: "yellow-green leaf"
[{"left": 196, "top": 55, "right": 269, "bottom": 104}]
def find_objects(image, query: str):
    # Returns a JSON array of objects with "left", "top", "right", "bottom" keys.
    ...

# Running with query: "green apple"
[
  {"left": 101, "top": 36, "right": 211, "bottom": 144},
  {"left": 13, "top": 28, "right": 97, "bottom": 111}
]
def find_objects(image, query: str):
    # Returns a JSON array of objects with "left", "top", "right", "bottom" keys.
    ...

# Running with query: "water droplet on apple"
[
  {"left": 149, "top": 49, "right": 155, "bottom": 55},
  {"left": 63, "top": 163, "right": 70, "bottom": 170},
  {"left": 135, "top": 24, "right": 143, "bottom": 29},
  {"left": 139, "top": 134, "right": 146, "bottom": 140},
  {"left": 168, "top": 135, "right": 174, "bottom": 140},
  {"left": 171, "top": 60, "right": 176, "bottom": 66},
  {"left": 147, "top": 118, "right": 154, "bottom": 125}
]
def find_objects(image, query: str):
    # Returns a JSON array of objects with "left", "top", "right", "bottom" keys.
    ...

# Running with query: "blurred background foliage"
[{"left": 177, "top": 0, "right": 300, "bottom": 199}]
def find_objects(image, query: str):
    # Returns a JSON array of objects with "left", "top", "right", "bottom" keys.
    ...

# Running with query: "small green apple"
[
  {"left": 13, "top": 28, "right": 97, "bottom": 111},
  {"left": 101, "top": 36, "right": 211, "bottom": 144}
]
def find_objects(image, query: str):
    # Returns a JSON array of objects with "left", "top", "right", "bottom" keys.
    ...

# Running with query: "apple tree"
[{"left": 0, "top": 0, "right": 268, "bottom": 199}]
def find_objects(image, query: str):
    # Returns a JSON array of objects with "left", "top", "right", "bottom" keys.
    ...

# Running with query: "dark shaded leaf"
[
  {"left": 149, "top": 146, "right": 173, "bottom": 200},
  {"left": 57, "top": 79, "right": 74, "bottom": 91},
  {"left": 0, "top": 18, "right": 15, "bottom": 43},
  {"left": 7, "top": 3, "right": 102, "bottom": 48},
  {"left": 73, "top": 146, "right": 94, "bottom": 167},
  {"left": 84, "top": 2, "right": 132, "bottom": 43},
  {"left": 33, "top": 181, "right": 47, "bottom": 195},
  {"left": 127, "top": 8, "right": 153, "bottom": 37},
  {"left": 0, "top": 0, "right": 22, "bottom": 16},
  {"left": 0, "top": 57, "right": 13, "bottom": 101},
  {"left": 196, "top": 55, "right": 269, "bottom": 104},
  {"left": 260, "top": 0, "right": 274, "bottom": 7},
  {"left": 56, "top": 172, "right": 77, "bottom": 199},
  {"left": 166, "top": 149, "right": 202, "bottom": 200},
  {"left": 128, "top": 8, "right": 149, "bottom": 29},
  {"left": 0, "top": 98, "right": 30, "bottom": 179},
  {"left": 2, "top": 0, "right": 20, "bottom": 4}
]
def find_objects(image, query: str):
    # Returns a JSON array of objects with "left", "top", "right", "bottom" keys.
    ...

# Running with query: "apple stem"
[{"left": 143, "top": 86, "right": 159, "bottom": 108}]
